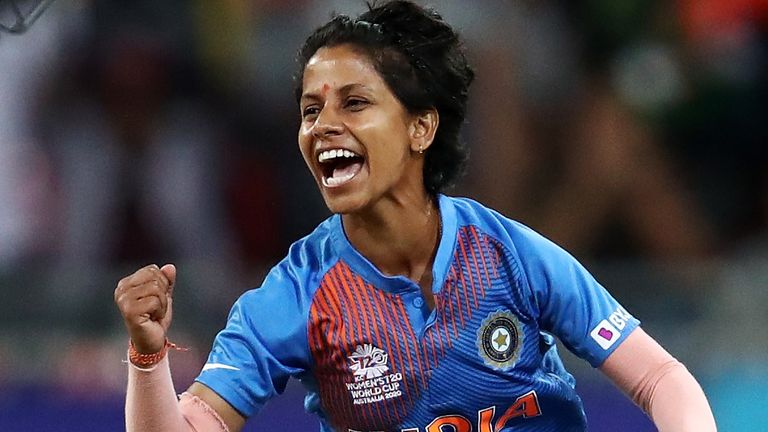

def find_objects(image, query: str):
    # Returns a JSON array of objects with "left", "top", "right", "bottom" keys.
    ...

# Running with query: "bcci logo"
[
  {"left": 478, "top": 309, "right": 523, "bottom": 370},
  {"left": 348, "top": 344, "right": 389, "bottom": 380}
]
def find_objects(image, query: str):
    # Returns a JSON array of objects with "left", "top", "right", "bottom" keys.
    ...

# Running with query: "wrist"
[
  {"left": 128, "top": 338, "right": 173, "bottom": 369},
  {"left": 127, "top": 338, "right": 188, "bottom": 369},
  {"left": 129, "top": 337, "right": 166, "bottom": 355}
]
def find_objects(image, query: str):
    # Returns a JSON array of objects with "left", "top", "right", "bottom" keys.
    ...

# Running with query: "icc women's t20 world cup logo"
[
  {"left": 345, "top": 343, "right": 403, "bottom": 405},
  {"left": 348, "top": 343, "right": 389, "bottom": 380}
]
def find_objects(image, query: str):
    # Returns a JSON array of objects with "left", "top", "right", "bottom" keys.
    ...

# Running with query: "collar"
[{"left": 329, "top": 194, "right": 458, "bottom": 294}]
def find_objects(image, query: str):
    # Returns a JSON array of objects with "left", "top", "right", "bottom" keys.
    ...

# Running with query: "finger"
[
  {"left": 116, "top": 280, "right": 168, "bottom": 315},
  {"left": 118, "top": 264, "right": 168, "bottom": 291},
  {"left": 134, "top": 280, "right": 169, "bottom": 315},
  {"left": 119, "top": 277, "right": 167, "bottom": 300},
  {"left": 160, "top": 296, "right": 174, "bottom": 328},
  {"left": 135, "top": 295, "right": 165, "bottom": 322},
  {"left": 120, "top": 294, "right": 164, "bottom": 325},
  {"left": 159, "top": 264, "right": 176, "bottom": 294},
  {"left": 146, "top": 265, "right": 170, "bottom": 291}
]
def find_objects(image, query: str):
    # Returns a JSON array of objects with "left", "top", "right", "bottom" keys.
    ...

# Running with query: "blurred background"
[{"left": 0, "top": 0, "right": 766, "bottom": 430}]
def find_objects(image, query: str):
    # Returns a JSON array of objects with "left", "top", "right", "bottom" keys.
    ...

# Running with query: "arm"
[
  {"left": 600, "top": 327, "right": 717, "bottom": 431},
  {"left": 126, "top": 356, "right": 245, "bottom": 432},
  {"left": 116, "top": 264, "right": 246, "bottom": 432}
]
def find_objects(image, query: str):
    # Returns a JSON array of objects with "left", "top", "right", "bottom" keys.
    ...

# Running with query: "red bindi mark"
[{"left": 322, "top": 83, "right": 330, "bottom": 95}]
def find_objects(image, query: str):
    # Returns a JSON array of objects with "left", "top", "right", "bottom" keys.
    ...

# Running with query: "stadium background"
[{"left": 0, "top": 0, "right": 766, "bottom": 430}]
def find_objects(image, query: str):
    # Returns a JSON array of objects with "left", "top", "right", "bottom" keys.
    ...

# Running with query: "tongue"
[{"left": 331, "top": 160, "right": 363, "bottom": 179}]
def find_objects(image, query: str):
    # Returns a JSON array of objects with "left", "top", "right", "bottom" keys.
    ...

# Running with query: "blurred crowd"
[
  {"left": 1, "top": 1, "right": 767, "bottom": 429},
  {"left": 1, "top": 0, "right": 767, "bottom": 276}
]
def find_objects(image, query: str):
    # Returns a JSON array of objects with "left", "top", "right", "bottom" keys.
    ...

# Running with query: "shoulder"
[
  {"left": 446, "top": 195, "right": 584, "bottom": 297},
  {"left": 448, "top": 195, "right": 559, "bottom": 258}
]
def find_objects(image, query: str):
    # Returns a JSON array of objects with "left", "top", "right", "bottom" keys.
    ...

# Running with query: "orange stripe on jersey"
[
  {"left": 473, "top": 228, "right": 495, "bottom": 296},
  {"left": 307, "top": 225, "right": 502, "bottom": 430},
  {"left": 311, "top": 279, "right": 353, "bottom": 424},
  {"left": 396, "top": 299, "right": 429, "bottom": 389},
  {"left": 331, "top": 265, "right": 364, "bottom": 350},
  {"left": 332, "top": 264, "right": 381, "bottom": 424},
  {"left": 321, "top": 279, "right": 343, "bottom": 350},
  {"left": 310, "top": 260, "right": 446, "bottom": 429},
  {"left": 456, "top": 230, "right": 475, "bottom": 322},
  {"left": 340, "top": 264, "right": 376, "bottom": 349},
  {"left": 479, "top": 234, "right": 500, "bottom": 279},
  {"left": 450, "top": 238, "right": 467, "bottom": 327},
  {"left": 381, "top": 293, "right": 421, "bottom": 401},
  {"left": 317, "top": 276, "right": 359, "bottom": 425},
  {"left": 467, "top": 226, "right": 486, "bottom": 304},
  {"left": 316, "top": 284, "right": 337, "bottom": 355},
  {"left": 444, "top": 277, "right": 460, "bottom": 339},
  {"left": 339, "top": 264, "right": 388, "bottom": 425},
  {"left": 310, "top": 283, "right": 332, "bottom": 361},
  {"left": 324, "top": 279, "right": 362, "bottom": 423},
  {"left": 436, "top": 294, "right": 453, "bottom": 350},
  {"left": 308, "top": 304, "right": 325, "bottom": 359},
  {"left": 373, "top": 288, "right": 414, "bottom": 408},
  {"left": 327, "top": 272, "right": 367, "bottom": 424},
  {"left": 428, "top": 329, "right": 440, "bottom": 368},
  {"left": 368, "top": 288, "right": 409, "bottom": 419}
]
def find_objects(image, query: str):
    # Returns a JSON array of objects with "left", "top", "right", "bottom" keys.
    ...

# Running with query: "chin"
[{"left": 321, "top": 189, "right": 370, "bottom": 215}]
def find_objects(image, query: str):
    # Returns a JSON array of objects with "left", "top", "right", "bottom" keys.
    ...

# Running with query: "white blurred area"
[{"left": 0, "top": 0, "right": 61, "bottom": 269}]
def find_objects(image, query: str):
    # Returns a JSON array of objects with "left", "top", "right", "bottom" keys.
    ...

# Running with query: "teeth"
[
  {"left": 323, "top": 171, "right": 356, "bottom": 187},
  {"left": 318, "top": 149, "right": 360, "bottom": 163}
]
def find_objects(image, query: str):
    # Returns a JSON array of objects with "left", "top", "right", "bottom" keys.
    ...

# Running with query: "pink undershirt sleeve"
[
  {"left": 126, "top": 356, "right": 229, "bottom": 432},
  {"left": 600, "top": 327, "right": 717, "bottom": 431}
]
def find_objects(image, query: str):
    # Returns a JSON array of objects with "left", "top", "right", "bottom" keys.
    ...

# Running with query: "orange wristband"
[{"left": 128, "top": 339, "right": 186, "bottom": 368}]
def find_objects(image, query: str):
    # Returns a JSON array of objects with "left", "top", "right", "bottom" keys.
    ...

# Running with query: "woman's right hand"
[{"left": 114, "top": 264, "right": 176, "bottom": 354}]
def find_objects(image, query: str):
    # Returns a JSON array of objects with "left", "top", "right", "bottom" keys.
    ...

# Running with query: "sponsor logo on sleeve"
[
  {"left": 590, "top": 320, "right": 620, "bottom": 350},
  {"left": 590, "top": 306, "right": 634, "bottom": 350}
]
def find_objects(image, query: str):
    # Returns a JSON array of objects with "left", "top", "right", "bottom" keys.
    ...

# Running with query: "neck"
[{"left": 342, "top": 192, "right": 441, "bottom": 284}]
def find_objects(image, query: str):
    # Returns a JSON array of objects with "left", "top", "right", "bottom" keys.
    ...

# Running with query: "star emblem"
[
  {"left": 492, "top": 328, "right": 509, "bottom": 351},
  {"left": 478, "top": 309, "right": 523, "bottom": 370}
]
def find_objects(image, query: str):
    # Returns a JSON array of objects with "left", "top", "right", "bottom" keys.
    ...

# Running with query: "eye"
[
  {"left": 345, "top": 98, "right": 369, "bottom": 111},
  {"left": 302, "top": 106, "right": 320, "bottom": 120}
]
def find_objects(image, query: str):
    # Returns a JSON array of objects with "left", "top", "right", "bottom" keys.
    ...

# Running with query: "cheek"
[
  {"left": 372, "top": 123, "right": 411, "bottom": 162},
  {"left": 360, "top": 114, "right": 410, "bottom": 153},
  {"left": 297, "top": 127, "right": 313, "bottom": 165}
]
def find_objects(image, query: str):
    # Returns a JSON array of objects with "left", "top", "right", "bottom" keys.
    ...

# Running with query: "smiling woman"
[
  {"left": 114, "top": 1, "right": 717, "bottom": 432},
  {"left": 298, "top": 43, "right": 440, "bottom": 218}
]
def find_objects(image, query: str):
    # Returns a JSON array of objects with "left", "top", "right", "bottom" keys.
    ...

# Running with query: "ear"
[{"left": 409, "top": 108, "right": 439, "bottom": 154}]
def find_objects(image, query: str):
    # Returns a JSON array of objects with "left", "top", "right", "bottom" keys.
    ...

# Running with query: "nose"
[{"left": 311, "top": 107, "right": 344, "bottom": 140}]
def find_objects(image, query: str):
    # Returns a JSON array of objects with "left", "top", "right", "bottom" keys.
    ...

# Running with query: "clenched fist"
[{"left": 114, "top": 264, "right": 176, "bottom": 354}]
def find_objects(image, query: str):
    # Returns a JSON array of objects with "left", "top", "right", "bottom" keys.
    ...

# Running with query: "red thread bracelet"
[{"left": 128, "top": 339, "right": 187, "bottom": 368}]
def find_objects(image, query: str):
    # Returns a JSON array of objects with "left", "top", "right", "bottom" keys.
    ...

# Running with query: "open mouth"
[{"left": 318, "top": 148, "right": 364, "bottom": 187}]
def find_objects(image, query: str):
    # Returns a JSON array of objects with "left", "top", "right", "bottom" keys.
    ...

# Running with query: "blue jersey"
[{"left": 196, "top": 195, "right": 640, "bottom": 432}]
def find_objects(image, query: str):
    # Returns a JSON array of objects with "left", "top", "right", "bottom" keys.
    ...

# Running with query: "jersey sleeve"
[
  {"left": 194, "top": 264, "right": 311, "bottom": 418},
  {"left": 508, "top": 222, "right": 640, "bottom": 367}
]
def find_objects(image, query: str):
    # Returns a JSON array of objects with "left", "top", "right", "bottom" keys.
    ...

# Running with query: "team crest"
[{"left": 477, "top": 309, "right": 523, "bottom": 370}]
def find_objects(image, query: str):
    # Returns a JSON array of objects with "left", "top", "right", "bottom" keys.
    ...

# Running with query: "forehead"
[{"left": 302, "top": 45, "right": 384, "bottom": 93}]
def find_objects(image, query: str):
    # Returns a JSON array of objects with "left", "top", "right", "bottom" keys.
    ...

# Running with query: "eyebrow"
[{"left": 301, "top": 83, "right": 374, "bottom": 103}]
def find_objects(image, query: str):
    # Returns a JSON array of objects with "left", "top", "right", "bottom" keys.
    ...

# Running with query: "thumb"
[{"left": 160, "top": 263, "right": 177, "bottom": 291}]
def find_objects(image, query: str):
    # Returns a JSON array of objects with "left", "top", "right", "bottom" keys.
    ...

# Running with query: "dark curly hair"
[{"left": 294, "top": 0, "right": 475, "bottom": 195}]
